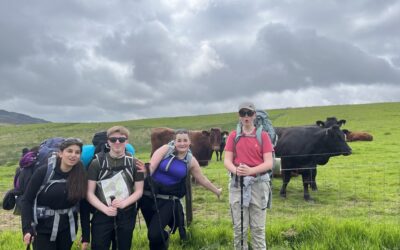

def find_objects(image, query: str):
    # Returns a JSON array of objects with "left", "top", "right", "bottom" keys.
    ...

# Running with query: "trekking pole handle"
[
  {"left": 144, "top": 162, "right": 150, "bottom": 176},
  {"left": 109, "top": 195, "right": 121, "bottom": 216}
]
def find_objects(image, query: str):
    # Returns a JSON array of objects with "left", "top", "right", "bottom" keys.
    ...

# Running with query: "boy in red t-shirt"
[{"left": 224, "top": 102, "right": 274, "bottom": 250}]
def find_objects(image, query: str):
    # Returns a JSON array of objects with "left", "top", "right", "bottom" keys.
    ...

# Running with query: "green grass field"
[{"left": 0, "top": 102, "right": 399, "bottom": 249}]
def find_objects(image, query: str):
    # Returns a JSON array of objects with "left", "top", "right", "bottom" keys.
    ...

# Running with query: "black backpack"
[{"left": 92, "top": 131, "right": 110, "bottom": 155}]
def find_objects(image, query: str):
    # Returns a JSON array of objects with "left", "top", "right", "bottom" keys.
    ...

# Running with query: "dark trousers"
[
  {"left": 140, "top": 195, "right": 184, "bottom": 250},
  {"left": 91, "top": 205, "right": 137, "bottom": 250},
  {"left": 33, "top": 231, "right": 72, "bottom": 250}
]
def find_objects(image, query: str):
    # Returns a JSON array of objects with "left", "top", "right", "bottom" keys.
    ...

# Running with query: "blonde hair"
[{"left": 107, "top": 126, "right": 130, "bottom": 138}]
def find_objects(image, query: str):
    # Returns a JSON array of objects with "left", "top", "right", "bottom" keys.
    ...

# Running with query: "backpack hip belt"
[
  {"left": 35, "top": 205, "right": 78, "bottom": 242},
  {"left": 35, "top": 205, "right": 77, "bottom": 217},
  {"left": 143, "top": 190, "right": 180, "bottom": 200}
]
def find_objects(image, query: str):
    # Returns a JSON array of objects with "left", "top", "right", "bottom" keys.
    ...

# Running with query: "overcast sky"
[{"left": 1, "top": 0, "right": 399, "bottom": 122}]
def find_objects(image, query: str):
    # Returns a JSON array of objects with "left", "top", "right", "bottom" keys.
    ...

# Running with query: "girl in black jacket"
[{"left": 21, "top": 138, "right": 87, "bottom": 250}]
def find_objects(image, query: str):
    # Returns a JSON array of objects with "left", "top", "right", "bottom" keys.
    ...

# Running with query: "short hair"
[
  {"left": 107, "top": 126, "right": 130, "bottom": 138},
  {"left": 60, "top": 138, "right": 83, "bottom": 152},
  {"left": 175, "top": 128, "right": 189, "bottom": 135}
]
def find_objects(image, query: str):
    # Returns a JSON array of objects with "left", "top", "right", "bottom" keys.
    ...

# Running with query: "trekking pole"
[
  {"left": 144, "top": 163, "right": 168, "bottom": 247},
  {"left": 110, "top": 196, "right": 119, "bottom": 250},
  {"left": 240, "top": 176, "right": 244, "bottom": 250}
]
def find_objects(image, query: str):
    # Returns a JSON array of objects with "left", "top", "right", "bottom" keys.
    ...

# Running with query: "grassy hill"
[
  {"left": 0, "top": 110, "right": 49, "bottom": 125},
  {"left": 1, "top": 102, "right": 397, "bottom": 166},
  {"left": 0, "top": 102, "right": 399, "bottom": 249}
]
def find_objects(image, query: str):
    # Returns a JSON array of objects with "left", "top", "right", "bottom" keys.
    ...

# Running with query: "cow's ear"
[
  {"left": 338, "top": 119, "right": 346, "bottom": 126},
  {"left": 202, "top": 130, "right": 210, "bottom": 136},
  {"left": 316, "top": 121, "right": 325, "bottom": 127}
]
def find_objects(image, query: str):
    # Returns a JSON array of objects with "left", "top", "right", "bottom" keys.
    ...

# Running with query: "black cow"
[
  {"left": 316, "top": 117, "right": 346, "bottom": 128},
  {"left": 274, "top": 125, "right": 352, "bottom": 201}
]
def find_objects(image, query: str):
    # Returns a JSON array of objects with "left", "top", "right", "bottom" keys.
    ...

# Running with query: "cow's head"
[
  {"left": 209, "top": 128, "right": 222, "bottom": 151},
  {"left": 316, "top": 117, "right": 346, "bottom": 128},
  {"left": 325, "top": 125, "right": 352, "bottom": 156}
]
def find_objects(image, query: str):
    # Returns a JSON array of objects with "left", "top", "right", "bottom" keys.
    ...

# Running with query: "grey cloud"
[{"left": 0, "top": 0, "right": 399, "bottom": 122}]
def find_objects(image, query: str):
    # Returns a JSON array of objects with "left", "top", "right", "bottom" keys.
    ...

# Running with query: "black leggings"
[
  {"left": 91, "top": 206, "right": 137, "bottom": 250},
  {"left": 139, "top": 195, "right": 184, "bottom": 250},
  {"left": 33, "top": 231, "right": 72, "bottom": 250}
]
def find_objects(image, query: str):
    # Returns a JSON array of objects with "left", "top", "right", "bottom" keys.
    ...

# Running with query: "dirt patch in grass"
[{"left": 0, "top": 211, "right": 20, "bottom": 232}]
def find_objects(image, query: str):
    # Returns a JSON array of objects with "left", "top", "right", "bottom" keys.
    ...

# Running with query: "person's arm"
[
  {"left": 148, "top": 145, "right": 169, "bottom": 174},
  {"left": 190, "top": 157, "right": 222, "bottom": 198},
  {"left": 86, "top": 180, "right": 117, "bottom": 216},
  {"left": 79, "top": 199, "right": 91, "bottom": 244},
  {"left": 20, "top": 166, "right": 46, "bottom": 245},
  {"left": 224, "top": 151, "right": 237, "bottom": 174}
]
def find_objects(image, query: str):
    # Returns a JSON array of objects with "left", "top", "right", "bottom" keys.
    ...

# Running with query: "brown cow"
[
  {"left": 210, "top": 128, "right": 222, "bottom": 152},
  {"left": 342, "top": 129, "right": 373, "bottom": 142},
  {"left": 212, "top": 130, "right": 229, "bottom": 161},
  {"left": 150, "top": 127, "right": 213, "bottom": 166}
]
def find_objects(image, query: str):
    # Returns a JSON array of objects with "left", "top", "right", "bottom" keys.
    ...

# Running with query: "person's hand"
[
  {"left": 216, "top": 188, "right": 222, "bottom": 199},
  {"left": 102, "top": 205, "right": 117, "bottom": 216},
  {"left": 136, "top": 159, "right": 145, "bottom": 172},
  {"left": 76, "top": 238, "right": 89, "bottom": 250},
  {"left": 23, "top": 233, "right": 33, "bottom": 245},
  {"left": 81, "top": 241, "right": 89, "bottom": 250},
  {"left": 236, "top": 163, "right": 253, "bottom": 176},
  {"left": 111, "top": 197, "right": 126, "bottom": 209}
]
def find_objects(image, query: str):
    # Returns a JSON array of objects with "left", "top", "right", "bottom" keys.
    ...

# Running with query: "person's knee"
[
  {"left": 148, "top": 229, "right": 167, "bottom": 244},
  {"left": 250, "top": 224, "right": 265, "bottom": 241}
]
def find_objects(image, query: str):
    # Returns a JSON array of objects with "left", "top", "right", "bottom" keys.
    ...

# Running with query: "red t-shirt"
[{"left": 225, "top": 129, "right": 274, "bottom": 167}]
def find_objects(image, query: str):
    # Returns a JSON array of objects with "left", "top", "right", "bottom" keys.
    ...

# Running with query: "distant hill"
[{"left": 0, "top": 109, "right": 50, "bottom": 124}]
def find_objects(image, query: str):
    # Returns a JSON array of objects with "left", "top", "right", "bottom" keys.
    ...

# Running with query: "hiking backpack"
[
  {"left": 4, "top": 138, "right": 65, "bottom": 213},
  {"left": 19, "top": 137, "right": 65, "bottom": 189},
  {"left": 92, "top": 131, "right": 110, "bottom": 155},
  {"left": 3, "top": 149, "right": 39, "bottom": 211}
]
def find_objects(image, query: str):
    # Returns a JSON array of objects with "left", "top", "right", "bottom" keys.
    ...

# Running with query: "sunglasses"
[
  {"left": 108, "top": 137, "right": 127, "bottom": 143},
  {"left": 239, "top": 110, "right": 255, "bottom": 117}
]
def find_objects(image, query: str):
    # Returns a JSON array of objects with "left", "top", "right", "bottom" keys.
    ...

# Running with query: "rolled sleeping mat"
[{"left": 80, "top": 144, "right": 135, "bottom": 168}]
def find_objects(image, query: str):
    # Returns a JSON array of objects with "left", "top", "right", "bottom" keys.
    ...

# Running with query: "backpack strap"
[
  {"left": 97, "top": 152, "right": 135, "bottom": 183},
  {"left": 33, "top": 153, "right": 57, "bottom": 225},
  {"left": 163, "top": 140, "right": 192, "bottom": 175},
  {"left": 255, "top": 126, "right": 263, "bottom": 146},
  {"left": 96, "top": 152, "right": 108, "bottom": 181}
]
